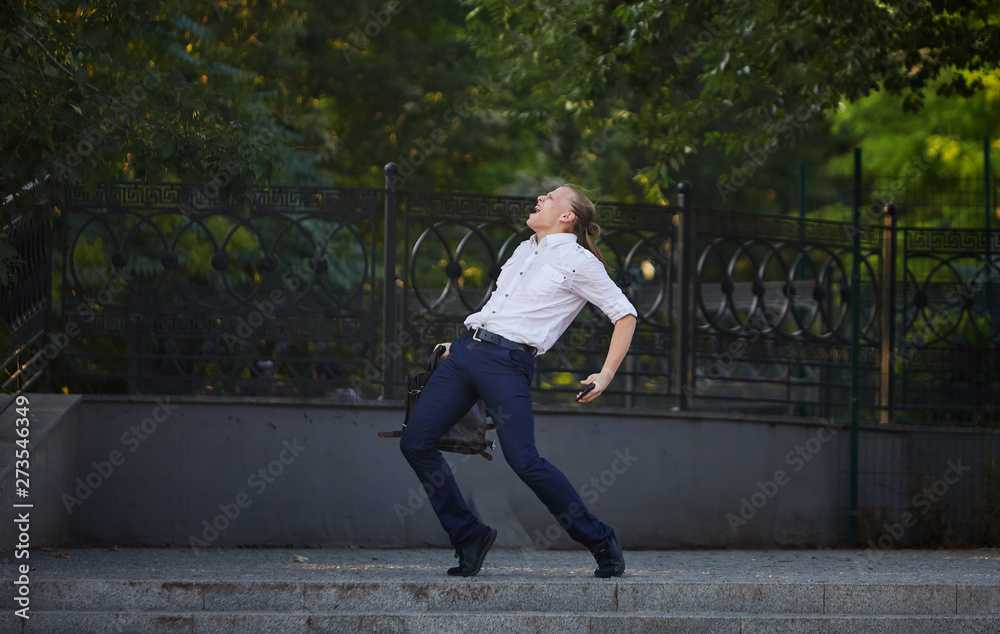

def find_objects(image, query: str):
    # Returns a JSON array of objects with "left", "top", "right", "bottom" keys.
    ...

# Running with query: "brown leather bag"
[{"left": 379, "top": 345, "right": 495, "bottom": 460}]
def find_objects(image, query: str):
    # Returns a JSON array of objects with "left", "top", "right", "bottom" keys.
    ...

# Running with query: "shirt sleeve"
[{"left": 573, "top": 251, "right": 638, "bottom": 323}]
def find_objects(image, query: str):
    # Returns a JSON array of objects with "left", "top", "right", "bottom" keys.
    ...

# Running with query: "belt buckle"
[{"left": 472, "top": 328, "right": 483, "bottom": 342}]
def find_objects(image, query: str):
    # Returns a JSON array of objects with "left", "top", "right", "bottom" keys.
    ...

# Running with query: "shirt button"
[
  {"left": 491, "top": 311, "right": 496, "bottom": 313},
  {"left": 519, "top": 272, "right": 523, "bottom": 275},
  {"left": 505, "top": 294, "right": 508, "bottom": 297}
]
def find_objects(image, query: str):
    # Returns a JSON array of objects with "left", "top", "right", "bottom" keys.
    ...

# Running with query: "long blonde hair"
[{"left": 563, "top": 185, "right": 610, "bottom": 270}]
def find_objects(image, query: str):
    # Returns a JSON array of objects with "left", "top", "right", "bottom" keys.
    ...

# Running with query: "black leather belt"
[{"left": 469, "top": 327, "right": 535, "bottom": 356}]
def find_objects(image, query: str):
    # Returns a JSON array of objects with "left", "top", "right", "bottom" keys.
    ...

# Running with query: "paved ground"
[{"left": 12, "top": 547, "right": 1000, "bottom": 586}]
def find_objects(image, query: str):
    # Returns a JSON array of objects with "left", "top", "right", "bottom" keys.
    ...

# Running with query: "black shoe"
[
  {"left": 591, "top": 527, "right": 625, "bottom": 578},
  {"left": 447, "top": 527, "right": 497, "bottom": 577}
]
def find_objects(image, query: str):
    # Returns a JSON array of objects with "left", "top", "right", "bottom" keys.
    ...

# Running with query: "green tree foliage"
[
  {"left": 829, "top": 70, "right": 1000, "bottom": 182},
  {"left": 0, "top": 0, "right": 321, "bottom": 333},
  {"left": 1, "top": 0, "right": 311, "bottom": 211},
  {"left": 770, "top": 68, "right": 1000, "bottom": 227},
  {"left": 291, "top": 1, "right": 545, "bottom": 192},
  {"left": 1, "top": 0, "right": 313, "bottom": 350},
  {"left": 462, "top": 0, "right": 1000, "bottom": 203},
  {"left": 1, "top": 0, "right": 551, "bottom": 365}
]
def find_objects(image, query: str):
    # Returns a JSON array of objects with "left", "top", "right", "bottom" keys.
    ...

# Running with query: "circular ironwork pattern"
[
  {"left": 407, "top": 220, "right": 521, "bottom": 318},
  {"left": 54, "top": 182, "right": 999, "bottom": 421},
  {"left": 58, "top": 182, "right": 382, "bottom": 396},
  {"left": 902, "top": 249, "right": 1000, "bottom": 346},
  {"left": 694, "top": 236, "right": 881, "bottom": 343},
  {"left": 617, "top": 230, "right": 675, "bottom": 327},
  {"left": 64, "top": 183, "right": 376, "bottom": 315}
]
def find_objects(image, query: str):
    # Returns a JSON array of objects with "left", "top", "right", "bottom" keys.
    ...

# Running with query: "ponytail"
[{"left": 564, "top": 184, "right": 611, "bottom": 271}]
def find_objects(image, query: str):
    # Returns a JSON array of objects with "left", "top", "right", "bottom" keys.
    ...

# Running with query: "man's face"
[{"left": 527, "top": 186, "right": 573, "bottom": 234}]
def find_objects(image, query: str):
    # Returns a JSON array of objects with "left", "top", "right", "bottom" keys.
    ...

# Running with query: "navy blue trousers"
[{"left": 399, "top": 337, "right": 613, "bottom": 549}]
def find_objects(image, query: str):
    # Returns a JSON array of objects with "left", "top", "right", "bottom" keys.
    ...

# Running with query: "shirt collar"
[{"left": 530, "top": 232, "right": 578, "bottom": 248}]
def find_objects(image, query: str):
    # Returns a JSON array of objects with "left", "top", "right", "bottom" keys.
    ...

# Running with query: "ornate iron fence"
[
  {"left": 4, "top": 167, "right": 995, "bottom": 549},
  {"left": 893, "top": 226, "right": 1000, "bottom": 424},
  {"left": 395, "top": 182, "right": 679, "bottom": 409},
  {"left": 52, "top": 182, "right": 381, "bottom": 399},
  {"left": 684, "top": 208, "right": 885, "bottom": 418},
  {"left": 37, "top": 171, "right": 998, "bottom": 426},
  {"left": 1, "top": 196, "right": 52, "bottom": 407}
]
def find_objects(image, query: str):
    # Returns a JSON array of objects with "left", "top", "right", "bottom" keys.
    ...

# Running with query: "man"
[{"left": 399, "top": 185, "right": 637, "bottom": 577}]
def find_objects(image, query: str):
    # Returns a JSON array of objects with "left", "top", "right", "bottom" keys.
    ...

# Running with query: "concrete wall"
[
  {"left": 42, "top": 396, "right": 847, "bottom": 550},
  {"left": 854, "top": 424, "right": 1000, "bottom": 547},
  {"left": 7, "top": 395, "right": 995, "bottom": 551},
  {"left": 0, "top": 394, "right": 82, "bottom": 551}
]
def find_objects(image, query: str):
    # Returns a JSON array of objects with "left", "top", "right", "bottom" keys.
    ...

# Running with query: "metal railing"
[
  {"left": 30, "top": 171, "right": 995, "bottom": 426},
  {"left": 1, "top": 195, "right": 53, "bottom": 410},
  {"left": 50, "top": 182, "right": 380, "bottom": 399}
]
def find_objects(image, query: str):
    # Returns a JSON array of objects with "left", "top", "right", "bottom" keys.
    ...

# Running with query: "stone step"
[
  {"left": 20, "top": 578, "right": 1000, "bottom": 614},
  {"left": 9, "top": 547, "right": 998, "bottom": 633},
  {"left": 9, "top": 610, "right": 1000, "bottom": 634}
]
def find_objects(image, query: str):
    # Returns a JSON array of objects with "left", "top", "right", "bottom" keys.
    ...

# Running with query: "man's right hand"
[{"left": 438, "top": 342, "right": 452, "bottom": 359}]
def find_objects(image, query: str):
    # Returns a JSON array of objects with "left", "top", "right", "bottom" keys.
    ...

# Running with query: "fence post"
[
  {"left": 879, "top": 203, "right": 897, "bottom": 423},
  {"left": 849, "top": 148, "right": 862, "bottom": 547},
  {"left": 796, "top": 162, "right": 808, "bottom": 416},
  {"left": 985, "top": 137, "right": 996, "bottom": 337},
  {"left": 676, "top": 181, "right": 694, "bottom": 410},
  {"left": 382, "top": 163, "right": 400, "bottom": 400},
  {"left": 985, "top": 137, "right": 992, "bottom": 233}
]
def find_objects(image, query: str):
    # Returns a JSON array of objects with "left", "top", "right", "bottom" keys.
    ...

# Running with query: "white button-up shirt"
[{"left": 464, "top": 233, "right": 637, "bottom": 355}]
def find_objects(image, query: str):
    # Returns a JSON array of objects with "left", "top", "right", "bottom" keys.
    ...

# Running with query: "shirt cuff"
[{"left": 605, "top": 298, "right": 637, "bottom": 323}]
